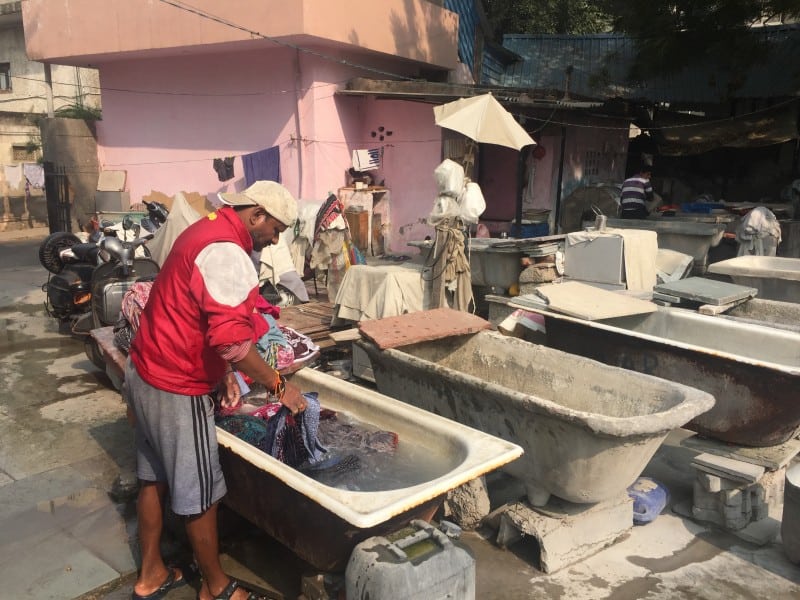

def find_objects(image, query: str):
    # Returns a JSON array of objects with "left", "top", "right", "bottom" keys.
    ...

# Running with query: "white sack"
[
  {"left": 434, "top": 159, "right": 465, "bottom": 198},
  {"left": 458, "top": 181, "right": 486, "bottom": 224},
  {"left": 428, "top": 194, "right": 461, "bottom": 225}
]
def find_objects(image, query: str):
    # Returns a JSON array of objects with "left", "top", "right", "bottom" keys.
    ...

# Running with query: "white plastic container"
[{"left": 346, "top": 520, "right": 475, "bottom": 600}]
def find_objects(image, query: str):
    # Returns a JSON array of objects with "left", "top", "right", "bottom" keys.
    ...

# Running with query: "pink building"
[{"left": 23, "top": 0, "right": 468, "bottom": 250}]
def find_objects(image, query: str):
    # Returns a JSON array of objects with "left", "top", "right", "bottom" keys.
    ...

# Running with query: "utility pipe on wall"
[
  {"left": 293, "top": 49, "right": 304, "bottom": 198},
  {"left": 43, "top": 63, "right": 54, "bottom": 117},
  {"left": 553, "top": 125, "right": 567, "bottom": 234}
]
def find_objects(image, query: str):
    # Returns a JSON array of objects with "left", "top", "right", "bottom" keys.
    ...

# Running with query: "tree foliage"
[
  {"left": 482, "top": 0, "right": 800, "bottom": 90},
  {"left": 600, "top": 0, "right": 800, "bottom": 77},
  {"left": 481, "top": 0, "right": 611, "bottom": 37}
]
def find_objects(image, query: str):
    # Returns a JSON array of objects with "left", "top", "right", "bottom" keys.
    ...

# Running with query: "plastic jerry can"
[{"left": 345, "top": 520, "right": 475, "bottom": 600}]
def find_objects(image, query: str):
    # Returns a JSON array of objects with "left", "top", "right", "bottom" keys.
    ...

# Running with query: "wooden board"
[
  {"left": 279, "top": 302, "right": 340, "bottom": 350},
  {"left": 329, "top": 328, "right": 361, "bottom": 343},
  {"left": 654, "top": 277, "right": 757, "bottom": 306},
  {"left": 358, "top": 307, "right": 491, "bottom": 350},
  {"left": 531, "top": 281, "right": 657, "bottom": 321},
  {"left": 681, "top": 433, "right": 800, "bottom": 471}
]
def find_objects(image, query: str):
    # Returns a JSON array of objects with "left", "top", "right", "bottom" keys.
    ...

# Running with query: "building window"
[
  {"left": 0, "top": 63, "right": 10, "bottom": 92},
  {"left": 12, "top": 145, "right": 37, "bottom": 162},
  {"left": 585, "top": 150, "right": 601, "bottom": 178}
]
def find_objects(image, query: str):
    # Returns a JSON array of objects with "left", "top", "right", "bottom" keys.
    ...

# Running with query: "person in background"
[
  {"left": 125, "top": 181, "right": 306, "bottom": 600},
  {"left": 619, "top": 166, "right": 654, "bottom": 219}
]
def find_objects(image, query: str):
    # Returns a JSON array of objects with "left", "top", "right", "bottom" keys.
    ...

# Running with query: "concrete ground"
[{"left": 1, "top": 229, "right": 799, "bottom": 599}]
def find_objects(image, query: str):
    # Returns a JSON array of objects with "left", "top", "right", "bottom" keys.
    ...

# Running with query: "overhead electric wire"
[{"left": 10, "top": 0, "right": 795, "bottom": 141}]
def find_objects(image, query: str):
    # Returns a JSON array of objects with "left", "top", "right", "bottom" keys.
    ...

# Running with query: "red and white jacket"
[{"left": 130, "top": 207, "right": 258, "bottom": 395}]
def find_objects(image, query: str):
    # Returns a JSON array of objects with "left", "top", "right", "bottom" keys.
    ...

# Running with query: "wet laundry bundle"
[
  {"left": 216, "top": 392, "right": 399, "bottom": 481},
  {"left": 217, "top": 392, "right": 326, "bottom": 468}
]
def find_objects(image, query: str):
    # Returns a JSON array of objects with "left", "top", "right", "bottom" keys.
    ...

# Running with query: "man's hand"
[
  {"left": 219, "top": 371, "right": 242, "bottom": 410},
  {"left": 281, "top": 381, "right": 306, "bottom": 415}
]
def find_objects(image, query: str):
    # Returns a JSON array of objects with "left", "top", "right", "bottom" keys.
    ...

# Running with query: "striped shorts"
[{"left": 124, "top": 359, "right": 227, "bottom": 515}]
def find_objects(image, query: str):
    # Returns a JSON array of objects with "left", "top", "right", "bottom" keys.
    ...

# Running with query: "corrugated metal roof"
[
  {"left": 497, "top": 25, "right": 800, "bottom": 104},
  {"left": 445, "top": 0, "right": 478, "bottom": 72}
]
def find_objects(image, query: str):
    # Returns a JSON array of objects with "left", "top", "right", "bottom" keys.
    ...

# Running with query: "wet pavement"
[{"left": 1, "top": 230, "right": 799, "bottom": 599}]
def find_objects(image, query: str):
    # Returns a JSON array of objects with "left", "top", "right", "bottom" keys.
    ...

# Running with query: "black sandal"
[
  {"left": 131, "top": 566, "right": 187, "bottom": 600},
  {"left": 205, "top": 578, "right": 279, "bottom": 600}
]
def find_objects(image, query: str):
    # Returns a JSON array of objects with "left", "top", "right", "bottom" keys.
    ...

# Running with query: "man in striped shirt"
[{"left": 619, "top": 166, "right": 654, "bottom": 219}]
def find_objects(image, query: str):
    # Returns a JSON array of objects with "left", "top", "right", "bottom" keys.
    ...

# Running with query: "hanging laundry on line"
[
  {"left": 23, "top": 163, "right": 45, "bottom": 188},
  {"left": 242, "top": 146, "right": 280, "bottom": 187},
  {"left": 212, "top": 156, "right": 235, "bottom": 182}
]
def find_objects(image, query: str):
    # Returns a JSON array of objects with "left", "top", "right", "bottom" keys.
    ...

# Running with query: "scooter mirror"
[{"left": 122, "top": 215, "right": 134, "bottom": 231}]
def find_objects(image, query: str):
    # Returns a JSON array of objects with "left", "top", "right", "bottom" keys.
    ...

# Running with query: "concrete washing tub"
[
  {"left": 717, "top": 298, "right": 800, "bottom": 333},
  {"left": 707, "top": 255, "right": 800, "bottom": 302},
  {"left": 408, "top": 238, "right": 523, "bottom": 289},
  {"left": 522, "top": 304, "right": 800, "bottom": 447},
  {"left": 358, "top": 331, "right": 714, "bottom": 506},
  {"left": 217, "top": 367, "right": 522, "bottom": 571}
]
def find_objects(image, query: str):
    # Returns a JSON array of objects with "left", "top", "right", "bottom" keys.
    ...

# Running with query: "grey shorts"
[{"left": 123, "top": 359, "right": 227, "bottom": 515}]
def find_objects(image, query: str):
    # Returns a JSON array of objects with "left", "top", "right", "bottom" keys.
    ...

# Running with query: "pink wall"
[
  {"left": 360, "top": 97, "right": 442, "bottom": 252},
  {"left": 95, "top": 47, "right": 445, "bottom": 252},
  {"left": 97, "top": 48, "right": 301, "bottom": 202}
]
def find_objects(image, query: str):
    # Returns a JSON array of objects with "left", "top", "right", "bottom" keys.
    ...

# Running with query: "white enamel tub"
[{"left": 217, "top": 368, "right": 522, "bottom": 571}]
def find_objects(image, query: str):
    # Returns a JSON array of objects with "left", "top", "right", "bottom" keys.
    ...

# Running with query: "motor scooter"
[
  {"left": 73, "top": 222, "right": 160, "bottom": 369},
  {"left": 40, "top": 232, "right": 104, "bottom": 329}
]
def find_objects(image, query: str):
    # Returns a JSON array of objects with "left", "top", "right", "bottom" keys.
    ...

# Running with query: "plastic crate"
[
  {"left": 680, "top": 202, "right": 719, "bottom": 214},
  {"left": 511, "top": 221, "right": 549, "bottom": 238}
]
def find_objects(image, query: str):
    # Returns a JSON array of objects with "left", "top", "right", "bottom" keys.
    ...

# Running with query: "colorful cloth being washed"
[{"left": 216, "top": 392, "right": 326, "bottom": 468}]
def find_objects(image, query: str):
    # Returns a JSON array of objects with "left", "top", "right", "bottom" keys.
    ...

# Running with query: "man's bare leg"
[
  {"left": 187, "top": 502, "right": 254, "bottom": 600},
  {"left": 133, "top": 481, "right": 182, "bottom": 597}
]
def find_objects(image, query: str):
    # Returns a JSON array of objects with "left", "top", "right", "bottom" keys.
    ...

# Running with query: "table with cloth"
[{"left": 332, "top": 262, "right": 425, "bottom": 323}]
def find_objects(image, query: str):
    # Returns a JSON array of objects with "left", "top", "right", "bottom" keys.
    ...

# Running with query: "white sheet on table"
[{"left": 333, "top": 263, "right": 424, "bottom": 322}]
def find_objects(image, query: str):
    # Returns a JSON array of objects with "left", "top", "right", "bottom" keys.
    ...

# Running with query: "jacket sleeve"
[{"left": 189, "top": 241, "right": 259, "bottom": 349}]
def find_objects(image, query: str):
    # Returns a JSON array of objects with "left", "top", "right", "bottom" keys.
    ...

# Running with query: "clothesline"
[{"left": 1, "top": 162, "right": 45, "bottom": 190}]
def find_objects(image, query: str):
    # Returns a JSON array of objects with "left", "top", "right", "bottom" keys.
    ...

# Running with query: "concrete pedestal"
[
  {"left": 495, "top": 494, "right": 633, "bottom": 573},
  {"left": 675, "top": 436, "right": 799, "bottom": 544}
]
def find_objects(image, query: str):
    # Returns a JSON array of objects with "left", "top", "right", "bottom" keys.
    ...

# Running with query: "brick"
[
  {"left": 698, "top": 472, "right": 722, "bottom": 493},
  {"left": 753, "top": 503, "right": 769, "bottom": 521},
  {"left": 722, "top": 489, "right": 743, "bottom": 507},
  {"left": 693, "top": 481, "right": 720, "bottom": 510},
  {"left": 742, "top": 489, "right": 752, "bottom": 514},
  {"left": 692, "top": 506, "right": 724, "bottom": 526},
  {"left": 724, "top": 515, "right": 749, "bottom": 530},
  {"left": 723, "top": 503, "right": 745, "bottom": 520}
]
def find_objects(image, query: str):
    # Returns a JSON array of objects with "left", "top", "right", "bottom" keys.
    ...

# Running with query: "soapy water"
[{"left": 303, "top": 410, "right": 457, "bottom": 492}]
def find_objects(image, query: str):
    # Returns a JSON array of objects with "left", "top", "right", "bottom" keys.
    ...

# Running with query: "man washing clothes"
[{"left": 125, "top": 180, "right": 306, "bottom": 600}]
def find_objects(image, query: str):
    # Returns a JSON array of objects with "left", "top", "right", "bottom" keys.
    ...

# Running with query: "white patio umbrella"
[{"left": 433, "top": 93, "right": 536, "bottom": 151}]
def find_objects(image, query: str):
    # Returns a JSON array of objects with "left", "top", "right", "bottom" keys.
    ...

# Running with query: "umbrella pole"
[
  {"left": 515, "top": 151, "right": 524, "bottom": 236},
  {"left": 463, "top": 140, "right": 476, "bottom": 178}
]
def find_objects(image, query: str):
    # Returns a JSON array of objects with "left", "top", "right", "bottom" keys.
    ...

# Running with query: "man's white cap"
[{"left": 219, "top": 181, "right": 298, "bottom": 226}]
